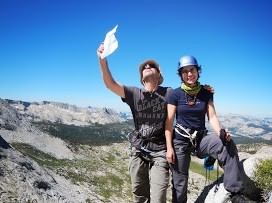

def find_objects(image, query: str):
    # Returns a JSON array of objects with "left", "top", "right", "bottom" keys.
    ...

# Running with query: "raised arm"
[{"left": 97, "top": 43, "right": 125, "bottom": 98}]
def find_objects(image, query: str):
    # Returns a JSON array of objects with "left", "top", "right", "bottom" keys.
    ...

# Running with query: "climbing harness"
[
  {"left": 175, "top": 123, "right": 198, "bottom": 149},
  {"left": 175, "top": 123, "right": 207, "bottom": 155}
]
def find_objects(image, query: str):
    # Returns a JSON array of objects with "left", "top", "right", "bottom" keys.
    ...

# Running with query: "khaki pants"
[{"left": 129, "top": 148, "right": 169, "bottom": 203}]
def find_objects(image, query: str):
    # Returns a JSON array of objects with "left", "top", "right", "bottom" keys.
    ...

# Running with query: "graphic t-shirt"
[{"left": 122, "top": 86, "right": 170, "bottom": 150}]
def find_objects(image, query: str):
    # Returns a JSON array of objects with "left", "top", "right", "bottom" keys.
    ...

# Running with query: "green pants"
[{"left": 129, "top": 148, "right": 169, "bottom": 203}]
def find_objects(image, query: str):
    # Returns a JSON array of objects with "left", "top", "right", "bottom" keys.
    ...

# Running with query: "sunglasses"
[{"left": 142, "top": 63, "right": 158, "bottom": 72}]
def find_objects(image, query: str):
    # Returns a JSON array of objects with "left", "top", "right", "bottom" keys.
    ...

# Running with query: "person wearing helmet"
[
  {"left": 165, "top": 56, "right": 250, "bottom": 203},
  {"left": 97, "top": 43, "right": 170, "bottom": 203}
]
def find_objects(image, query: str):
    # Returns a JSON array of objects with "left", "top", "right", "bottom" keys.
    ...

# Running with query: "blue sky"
[{"left": 1, "top": 0, "right": 272, "bottom": 117}]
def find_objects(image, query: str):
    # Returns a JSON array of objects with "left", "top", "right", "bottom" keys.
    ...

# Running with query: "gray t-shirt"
[{"left": 122, "top": 85, "right": 171, "bottom": 151}]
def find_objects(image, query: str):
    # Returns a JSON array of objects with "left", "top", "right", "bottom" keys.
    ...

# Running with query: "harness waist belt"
[
  {"left": 141, "top": 134, "right": 165, "bottom": 142},
  {"left": 175, "top": 123, "right": 207, "bottom": 139}
]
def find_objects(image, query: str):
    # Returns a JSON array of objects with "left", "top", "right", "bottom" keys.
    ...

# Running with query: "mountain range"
[
  {"left": 0, "top": 98, "right": 271, "bottom": 202},
  {"left": 2, "top": 98, "right": 271, "bottom": 143}
]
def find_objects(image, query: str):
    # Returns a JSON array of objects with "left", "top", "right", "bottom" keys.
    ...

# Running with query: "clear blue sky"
[{"left": 1, "top": 0, "right": 272, "bottom": 117}]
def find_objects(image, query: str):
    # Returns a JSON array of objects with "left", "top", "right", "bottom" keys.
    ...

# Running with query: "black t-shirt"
[{"left": 122, "top": 85, "right": 171, "bottom": 150}]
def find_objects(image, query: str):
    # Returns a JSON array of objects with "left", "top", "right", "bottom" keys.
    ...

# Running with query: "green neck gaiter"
[{"left": 181, "top": 82, "right": 201, "bottom": 95}]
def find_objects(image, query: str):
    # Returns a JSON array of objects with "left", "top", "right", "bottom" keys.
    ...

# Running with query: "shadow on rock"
[
  {"left": 195, "top": 175, "right": 224, "bottom": 203},
  {"left": 0, "top": 135, "right": 11, "bottom": 149}
]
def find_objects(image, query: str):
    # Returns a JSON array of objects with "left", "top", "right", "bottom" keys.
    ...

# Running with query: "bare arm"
[
  {"left": 207, "top": 102, "right": 221, "bottom": 136},
  {"left": 207, "top": 102, "right": 231, "bottom": 142},
  {"left": 97, "top": 44, "right": 125, "bottom": 98},
  {"left": 165, "top": 104, "right": 177, "bottom": 164}
]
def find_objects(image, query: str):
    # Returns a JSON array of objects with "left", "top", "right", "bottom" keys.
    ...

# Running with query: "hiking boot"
[{"left": 231, "top": 193, "right": 256, "bottom": 203}]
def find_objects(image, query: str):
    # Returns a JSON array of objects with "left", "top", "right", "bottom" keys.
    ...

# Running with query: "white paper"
[{"left": 100, "top": 25, "right": 118, "bottom": 59}]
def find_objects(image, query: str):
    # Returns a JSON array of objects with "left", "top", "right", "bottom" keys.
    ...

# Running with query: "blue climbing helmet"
[{"left": 178, "top": 55, "right": 199, "bottom": 69}]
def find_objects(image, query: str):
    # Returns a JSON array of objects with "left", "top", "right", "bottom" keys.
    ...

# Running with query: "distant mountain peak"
[{"left": 3, "top": 99, "right": 126, "bottom": 126}]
